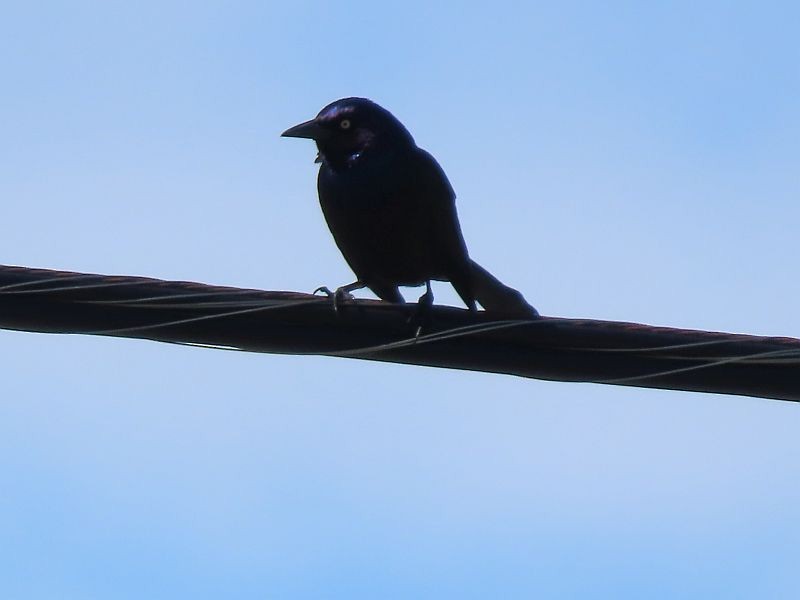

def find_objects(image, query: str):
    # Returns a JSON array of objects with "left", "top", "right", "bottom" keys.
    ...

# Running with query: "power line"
[{"left": 1, "top": 264, "right": 797, "bottom": 401}]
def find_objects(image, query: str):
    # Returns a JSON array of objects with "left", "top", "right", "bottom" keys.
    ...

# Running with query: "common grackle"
[{"left": 282, "top": 97, "right": 537, "bottom": 318}]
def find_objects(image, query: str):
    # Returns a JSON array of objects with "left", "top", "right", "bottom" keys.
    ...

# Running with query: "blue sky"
[{"left": 1, "top": 2, "right": 799, "bottom": 598}]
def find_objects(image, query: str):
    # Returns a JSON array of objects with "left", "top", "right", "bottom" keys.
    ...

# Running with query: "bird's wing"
[
  {"left": 410, "top": 151, "right": 538, "bottom": 317},
  {"left": 408, "top": 148, "right": 471, "bottom": 270},
  {"left": 405, "top": 148, "right": 478, "bottom": 309}
]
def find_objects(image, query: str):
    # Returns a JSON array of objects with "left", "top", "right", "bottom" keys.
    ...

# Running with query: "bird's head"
[{"left": 281, "top": 98, "right": 415, "bottom": 168}]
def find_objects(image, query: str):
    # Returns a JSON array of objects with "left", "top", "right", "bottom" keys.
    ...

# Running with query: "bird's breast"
[{"left": 317, "top": 159, "right": 446, "bottom": 284}]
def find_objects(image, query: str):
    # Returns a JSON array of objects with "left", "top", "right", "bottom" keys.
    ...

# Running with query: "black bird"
[{"left": 282, "top": 97, "right": 537, "bottom": 317}]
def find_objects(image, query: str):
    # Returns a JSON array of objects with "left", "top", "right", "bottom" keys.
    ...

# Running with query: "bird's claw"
[{"left": 314, "top": 285, "right": 355, "bottom": 313}]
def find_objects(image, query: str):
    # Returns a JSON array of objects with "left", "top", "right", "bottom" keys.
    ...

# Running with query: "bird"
[{"left": 282, "top": 97, "right": 537, "bottom": 318}]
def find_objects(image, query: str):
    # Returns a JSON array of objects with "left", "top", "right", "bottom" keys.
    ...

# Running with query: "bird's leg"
[
  {"left": 418, "top": 280, "right": 434, "bottom": 310},
  {"left": 314, "top": 281, "right": 365, "bottom": 313},
  {"left": 410, "top": 280, "right": 434, "bottom": 337}
]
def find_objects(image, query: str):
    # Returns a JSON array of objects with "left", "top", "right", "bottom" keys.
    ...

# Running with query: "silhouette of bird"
[{"left": 282, "top": 97, "right": 537, "bottom": 317}]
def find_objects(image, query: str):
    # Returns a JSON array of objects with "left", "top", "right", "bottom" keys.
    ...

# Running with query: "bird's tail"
[{"left": 468, "top": 259, "right": 539, "bottom": 318}]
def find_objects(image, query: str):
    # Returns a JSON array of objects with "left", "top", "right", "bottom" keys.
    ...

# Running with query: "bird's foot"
[
  {"left": 408, "top": 282, "right": 435, "bottom": 338},
  {"left": 314, "top": 283, "right": 360, "bottom": 313}
]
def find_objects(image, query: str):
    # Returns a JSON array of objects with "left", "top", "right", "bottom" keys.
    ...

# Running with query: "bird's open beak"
[{"left": 281, "top": 118, "right": 324, "bottom": 140}]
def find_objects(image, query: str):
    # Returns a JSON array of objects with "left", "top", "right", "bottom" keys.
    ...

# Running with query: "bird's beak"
[{"left": 281, "top": 118, "right": 325, "bottom": 140}]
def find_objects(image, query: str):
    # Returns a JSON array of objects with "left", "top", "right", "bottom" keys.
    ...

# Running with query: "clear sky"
[{"left": 1, "top": 2, "right": 799, "bottom": 598}]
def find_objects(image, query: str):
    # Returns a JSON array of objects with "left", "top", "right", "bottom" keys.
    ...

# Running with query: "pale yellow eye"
[{"left": 340, "top": 119, "right": 351, "bottom": 130}]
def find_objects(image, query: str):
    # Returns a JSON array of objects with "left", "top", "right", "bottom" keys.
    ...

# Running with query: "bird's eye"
[{"left": 340, "top": 119, "right": 351, "bottom": 130}]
